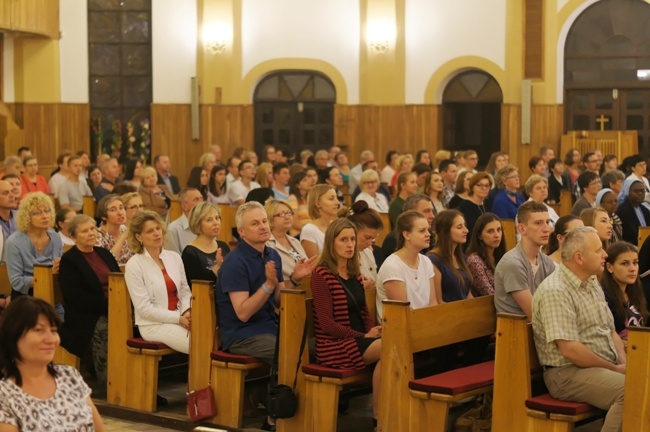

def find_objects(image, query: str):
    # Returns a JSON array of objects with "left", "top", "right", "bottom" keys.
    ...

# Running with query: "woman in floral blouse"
[{"left": 465, "top": 213, "right": 506, "bottom": 296}]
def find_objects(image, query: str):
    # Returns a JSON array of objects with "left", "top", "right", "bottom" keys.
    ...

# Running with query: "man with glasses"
[
  {"left": 165, "top": 188, "right": 204, "bottom": 254},
  {"left": 571, "top": 171, "right": 601, "bottom": 216},
  {"left": 458, "top": 150, "right": 479, "bottom": 175}
]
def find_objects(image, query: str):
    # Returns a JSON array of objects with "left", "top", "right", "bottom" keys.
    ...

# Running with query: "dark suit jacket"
[
  {"left": 59, "top": 246, "right": 120, "bottom": 356},
  {"left": 157, "top": 172, "right": 181, "bottom": 195},
  {"left": 548, "top": 173, "right": 571, "bottom": 203},
  {"left": 616, "top": 200, "right": 650, "bottom": 245}
]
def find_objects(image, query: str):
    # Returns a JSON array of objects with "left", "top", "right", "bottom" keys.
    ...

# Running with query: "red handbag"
[{"left": 187, "top": 386, "right": 216, "bottom": 422}]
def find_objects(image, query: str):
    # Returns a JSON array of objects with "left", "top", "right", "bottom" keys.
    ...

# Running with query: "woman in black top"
[{"left": 181, "top": 202, "right": 230, "bottom": 286}]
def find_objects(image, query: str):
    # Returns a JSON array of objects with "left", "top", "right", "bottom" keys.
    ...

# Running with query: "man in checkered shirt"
[{"left": 532, "top": 227, "right": 625, "bottom": 432}]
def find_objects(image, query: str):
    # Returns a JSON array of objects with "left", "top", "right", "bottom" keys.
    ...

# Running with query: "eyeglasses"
[
  {"left": 126, "top": 204, "right": 145, "bottom": 211},
  {"left": 274, "top": 211, "right": 294, "bottom": 218},
  {"left": 107, "top": 205, "right": 125, "bottom": 213},
  {"left": 475, "top": 183, "right": 491, "bottom": 188},
  {"left": 589, "top": 180, "right": 602, "bottom": 187},
  {"left": 363, "top": 180, "right": 378, "bottom": 185},
  {"left": 587, "top": 159, "right": 599, "bottom": 164},
  {"left": 30, "top": 208, "right": 52, "bottom": 217}
]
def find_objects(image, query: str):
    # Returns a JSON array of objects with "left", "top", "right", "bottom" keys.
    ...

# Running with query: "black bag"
[
  {"left": 267, "top": 384, "right": 298, "bottom": 419},
  {"left": 267, "top": 313, "right": 308, "bottom": 419}
]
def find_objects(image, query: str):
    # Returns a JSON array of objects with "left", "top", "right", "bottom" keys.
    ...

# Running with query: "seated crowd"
[{"left": 0, "top": 142, "right": 650, "bottom": 431}]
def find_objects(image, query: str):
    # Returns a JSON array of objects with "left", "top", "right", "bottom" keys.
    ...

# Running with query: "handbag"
[
  {"left": 266, "top": 313, "right": 308, "bottom": 419},
  {"left": 186, "top": 299, "right": 217, "bottom": 422}
]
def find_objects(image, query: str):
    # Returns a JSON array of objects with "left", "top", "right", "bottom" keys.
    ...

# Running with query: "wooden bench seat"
[
  {"left": 32, "top": 264, "right": 80, "bottom": 368},
  {"left": 623, "top": 326, "right": 650, "bottom": 431},
  {"left": 107, "top": 272, "right": 179, "bottom": 412},
  {"left": 492, "top": 313, "right": 603, "bottom": 431},
  {"left": 0, "top": 263, "right": 12, "bottom": 296},
  {"left": 378, "top": 295, "right": 497, "bottom": 432}
]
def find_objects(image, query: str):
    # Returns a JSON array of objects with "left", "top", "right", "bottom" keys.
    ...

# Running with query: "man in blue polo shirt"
[{"left": 216, "top": 201, "right": 284, "bottom": 430}]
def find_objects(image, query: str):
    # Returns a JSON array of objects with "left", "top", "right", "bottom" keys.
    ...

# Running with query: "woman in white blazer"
[{"left": 125, "top": 210, "right": 192, "bottom": 353}]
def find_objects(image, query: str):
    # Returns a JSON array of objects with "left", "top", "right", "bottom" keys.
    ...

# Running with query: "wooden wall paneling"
[
  {"left": 524, "top": 0, "right": 544, "bottom": 79},
  {"left": 211, "top": 105, "right": 254, "bottom": 157},
  {"left": 0, "top": 1, "right": 12, "bottom": 29},
  {"left": 10, "top": 0, "right": 59, "bottom": 38}
]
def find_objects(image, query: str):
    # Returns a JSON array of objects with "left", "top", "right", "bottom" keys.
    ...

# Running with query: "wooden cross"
[{"left": 596, "top": 114, "right": 609, "bottom": 131}]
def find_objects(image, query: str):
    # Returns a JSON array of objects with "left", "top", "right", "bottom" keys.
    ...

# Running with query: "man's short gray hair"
[
  {"left": 235, "top": 201, "right": 265, "bottom": 229},
  {"left": 403, "top": 193, "right": 433, "bottom": 212},
  {"left": 561, "top": 226, "right": 598, "bottom": 261}
]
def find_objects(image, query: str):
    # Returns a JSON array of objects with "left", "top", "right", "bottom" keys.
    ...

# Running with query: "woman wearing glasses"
[
  {"left": 181, "top": 202, "right": 231, "bottom": 287},
  {"left": 265, "top": 199, "right": 316, "bottom": 289},
  {"left": 457, "top": 172, "right": 493, "bottom": 240},
  {"left": 491, "top": 165, "right": 525, "bottom": 220},
  {"left": 122, "top": 192, "right": 145, "bottom": 225},
  {"left": 5, "top": 192, "right": 63, "bottom": 300},
  {"left": 95, "top": 194, "right": 133, "bottom": 266},
  {"left": 355, "top": 169, "right": 389, "bottom": 213}
]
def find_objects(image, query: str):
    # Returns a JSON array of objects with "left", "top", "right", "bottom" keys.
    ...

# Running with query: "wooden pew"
[
  {"left": 107, "top": 272, "right": 177, "bottom": 412},
  {"left": 492, "top": 313, "right": 603, "bottom": 431},
  {"left": 376, "top": 212, "right": 391, "bottom": 247},
  {"left": 277, "top": 288, "right": 374, "bottom": 432},
  {"left": 32, "top": 264, "right": 80, "bottom": 369},
  {"left": 378, "top": 295, "right": 496, "bottom": 432},
  {"left": 0, "top": 263, "right": 11, "bottom": 296},
  {"left": 217, "top": 204, "right": 237, "bottom": 245},
  {"left": 188, "top": 280, "right": 215, "bottom": 399},
  {"left": 638, "top": 226, "right": 650, "bottom": 247},
  {"left": 558, "top": 189, "right": 573, "bottom": 217},
  {"left": 623, "top": 326, "right": 650, "bottom": 431},
  {"left": 501, "top": 219, "right": 517, "bottom": 251},
  {"left": 169, "top": 199, "right": 182, "bottom": 223},
  {"left": 83, "top": 195, "right": 96, "bottom": 218}
]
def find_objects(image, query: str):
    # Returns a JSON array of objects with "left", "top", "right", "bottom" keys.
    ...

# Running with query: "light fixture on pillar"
[
  {"left": 367, "top": 20, "right": 395, "bottom": 54},
  {"left": 203, "top": 23, "right": 229, "bottom": 55}
]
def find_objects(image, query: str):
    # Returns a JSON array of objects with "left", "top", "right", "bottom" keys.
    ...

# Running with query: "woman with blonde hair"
[
  {"left": 301, "top": 184, "right": 338, "bottom": 258},
  {"left": 255, "top": 162, "right": 274, "bottom": 188},
  {"left": 125, "top": 211, "right": 191, "bottom": 353},
  {"left": 484, "top": 151, "right": 508, "bottom": 182},
  {"left": 122, "top": 192, "right": 145, "bottom": 224},
  {"left": 199, "top": 152, "right": 217, "bottom": 174},
  {"left": 580, "top": 207, "right": 613, "bottom": 249},
  {"left": 139, "top": 166, "right": 172, "bottom": 217},
  {"left": 433, "top": 150, "right": 452, "bottom": 171},
  {"left": 423, "top": 171, "right": 445, "bottom": 214},
  {"left": 181, "top": 202, "right": 231, "bottom": 286},
  {"left": 5, "top": 192, "right": 63, "bottom": 299},
  {"left": 390, "top": 154, "right": 414, "bottom": 189},
  {"left": 355, "top": 169, "right": 389, "bottom": 213}
]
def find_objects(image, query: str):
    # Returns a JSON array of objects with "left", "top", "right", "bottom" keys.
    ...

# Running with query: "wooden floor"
[{"left": 103, "top": 417, "right": 181, "bottom": 432}]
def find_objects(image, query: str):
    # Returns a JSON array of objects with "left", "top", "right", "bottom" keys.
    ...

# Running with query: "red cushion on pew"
[
  {"left": 408, "top": 360, "right": 495, "bottom": 396},
  {"left": 525, "top": 394, "right": 596, "bottom": 416},
  {"left": 302, "top": 363, "right": 366, "bottom": 379},
  {"left": 126, "top": 338, "right": 170, "bottom": 350},
  {"left": 210, "top": 350, "right": 260, "bottom": 364}
]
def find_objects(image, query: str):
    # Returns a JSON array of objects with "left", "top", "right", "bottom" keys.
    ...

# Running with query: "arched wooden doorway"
[
  {"left": 565, "top": 0, "right": 650, "bottom": 155},
  {"left": 254, "top": 71, "right": 336, "bottom": 160},
  {"left": 442, "top": 70, "right": 502, "bottom": 168}
]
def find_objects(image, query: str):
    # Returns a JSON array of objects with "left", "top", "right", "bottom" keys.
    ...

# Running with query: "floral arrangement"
[
  {"left": 90, "top": 116, "right": 104, "bottom": 157},
  {"left": 139, "top": 118, "right": 151, "bottom": 164},
  {"left": 110, "top": 119, "right": 123, "bottom": 159},
  {"left": 90, "top": 115, "right": 151, "bottom": 163},
  {"left": 126, "top": 121, "right": 136, "bottom": 158}
]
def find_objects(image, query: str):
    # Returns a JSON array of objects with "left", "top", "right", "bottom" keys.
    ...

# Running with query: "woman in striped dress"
[{"left": 311, "top": 218, "right": 382, "bottom": 425}]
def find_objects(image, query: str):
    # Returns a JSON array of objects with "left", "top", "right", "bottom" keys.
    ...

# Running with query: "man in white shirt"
[
  {"left": 226, "top": 156, "right": 241, "bottom": 184},
  {"left": 58, "top": 156, "right": 93, "bottom": 212},
  {"left": 228, "top": 160, "right": 261, "bottom": 206},
  {"left": 166, "top": 188, "right": 204, "bottom": 254},
  {"left": 48, "top": 153, "right": 71, "bottom": 196},
  {"left": 349, "top": 150, "right": 375, "bottom": 192},
  {"left": 271, "top": 162, "right": 290, "bottom": 200}
]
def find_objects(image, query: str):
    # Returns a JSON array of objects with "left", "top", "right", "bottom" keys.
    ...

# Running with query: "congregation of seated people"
[{"left": 2, "top": 142, "right": 650, "bottom": 432}]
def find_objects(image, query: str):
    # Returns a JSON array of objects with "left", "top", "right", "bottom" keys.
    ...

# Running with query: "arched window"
[
  {"left": 442, "top": 70, "right": 502, "bottom": 166},
  {"left": 565, "top": 0, "right": 650, "bottom": 153},
  {"left": 254, "top": 71, "right": 335, "bottom": 159}
]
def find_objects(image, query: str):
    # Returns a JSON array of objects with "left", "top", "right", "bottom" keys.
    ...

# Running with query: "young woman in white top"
[
  {"left": 301, "top": 184, "right": 338, "bottom": 258},
  {"left": 376, "top": 210, "right": 437, "bottom": 320},
  {"left": 355, "top": 169, "right": 389, "bottom": 213},
  {"left": 207, "top": 165, "right": 230, "bottom": 204}
]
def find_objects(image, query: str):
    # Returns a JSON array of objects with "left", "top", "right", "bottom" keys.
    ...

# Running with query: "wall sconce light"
[
  {"left": 203, "top": 23, "right": 229, "bottom": 54},
  {"left": 367, "top": 20, "right": 395, "bottom": 54}
]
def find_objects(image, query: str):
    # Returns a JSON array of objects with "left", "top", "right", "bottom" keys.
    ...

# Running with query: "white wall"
[
  {"left": 241, "top": 0, "right": 360, "bottom": 103},
  {"left": 59, "top": 0, "right": 88, "bottom": 103},
  {"left": 2, "top": 37, "right": 14, "bottom": 103},
  {"left": 405, "top": 0, "right": 506, "bottom": 104},
  {"left": 152, "top": 0, "right": 197, "bottom": 103},
  {"left": 557, "top": 0, "right": 571, "bottom": 12}
]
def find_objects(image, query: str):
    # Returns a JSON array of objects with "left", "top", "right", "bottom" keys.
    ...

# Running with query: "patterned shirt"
[
  {"left": 532, "top": 264, "right": 618, "bottom": 367},
  {"left": 96, "top": 225, "right": 133, "bottom": 266},
  {"left": 443, "top": 185, "right": 455, "bottom": 208}
]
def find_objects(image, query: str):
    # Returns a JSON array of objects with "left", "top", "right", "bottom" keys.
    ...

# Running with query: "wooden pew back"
[
  {"left": 377, "top": 213, "right": 391, "bottom": 247},
  {"left": 638, "top": 226, "right": 650, "bottom": 247},
  {"left": 501, "top": 219, "right": 517, "bottom": 251},
  {"left": 169, "top": 199, "right": 182, "bottom": 223},
  {"left": 0, "top": 263, "right": 11, "bottom": 296},
  {"left": 83, "top": 195, "right": 96, "bottom": 218},
  {"left": 379, "top": 295, "right": 497, "bottom": 431},
  {"left": 623, "top": 327, "right": 650, "bottom": 431},
  {"left": 188, "top": 280, "right": 216, "bottom": 393},
  {"left": 559, "top": 189, "right": 573, "bottom": 216},
  {"left": 217, "top": 204, "right": 237, "bottom": 245}
]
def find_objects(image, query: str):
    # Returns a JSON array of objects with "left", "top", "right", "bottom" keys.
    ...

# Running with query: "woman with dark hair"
[
  {"left": 0, "top": 296, "right": 105, "bottom": 430},
  {"left": 545, "top": 214, "right": 583, "bottom": 266},
  {"left": 121, "top": 158, "right": 143, "bottom": 189},
  {"left": 311, "top": 218, "right": 382, "bottom": 425},
  {"left": 207, "top": 165, "right": 229, "bottom": 204},
  {"left": 428, "top": 209, "right": 473, "bottom": 303},
  {"left": 528, "top": 156, "right": 546, "bottom": 176},
  {"left": 321, "top": 166, "right": 345, "bottom": 204},
  {"left": 596, "top": 188, "right": 623, "bottom": 243},
  {"left": 381, "top": 150, "right": 398, "bottom": 186},
  {"left": 563, "top": 148, "right": 582, "bottom": 186},
  {"left": 601, "top": 241, "right": 649, "bottom": 342},
  {"left": 388, "top": 171, "right": 418, "bottom": 229},
  {"left": 376, "top": 210, "right": 436, "bottom": 320},
  {"left": 181, "top": 202, "right": 230, "bottom": 286},
  {"left": 54, "top": 207, "right": 76, "bottom": 246},
  {"left": 95, "top": 194, "right": 132, "bottom": 266},
  {"left": 86, "top": 164, "right": 103, "bottom": 193},
  {"left": 447, "top": 170, "right": 473, "bottom": 209},
  {"left": 466, "top": 213, "right": 506, "bottom": 296},
  {"left": 342, "top": 201, "right": 384, "bottom": 295},
  {"left": 484, "top": 151, "right": 508, "bottom": 182},
  {"left": 186, "top": 166, "right": 208, "bottom": 200},
  {"left": 59, "top": 215, "right": 120, "bottom": 386},
  {"left": 457, "top": 172, "right": 492, "bottom": 238},
  {"left": 335, "top": 152, "right": 351, "bottom": 185},
  {"left": 287, "top": 171, "right": 311, "bottom": 234}
]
